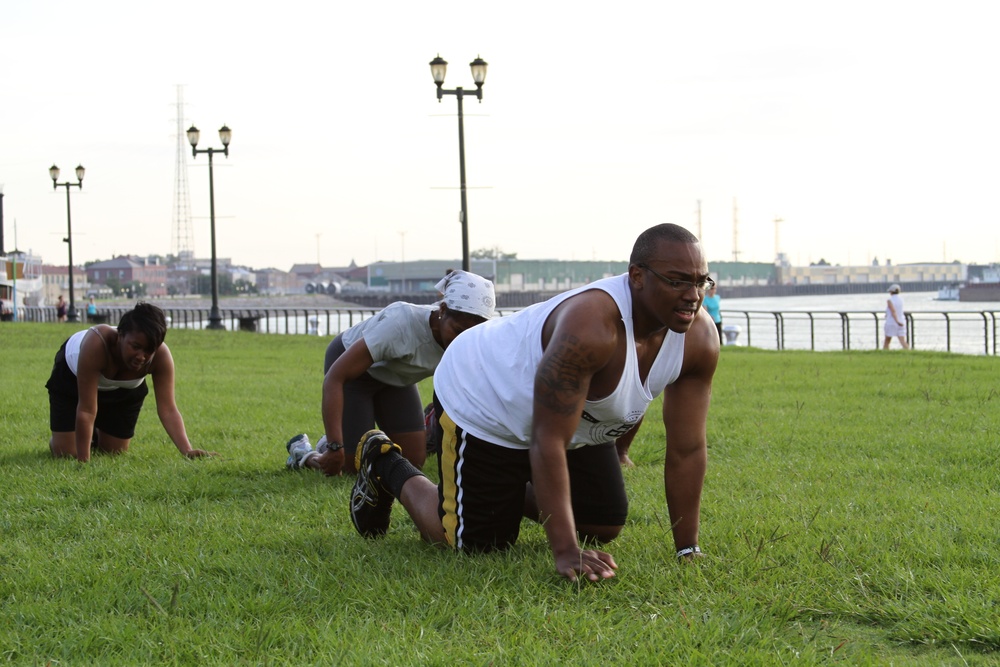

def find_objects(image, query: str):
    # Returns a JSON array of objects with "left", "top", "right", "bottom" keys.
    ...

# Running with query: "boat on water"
[
  {"left": 957, "top": 266, "right": 1000, "bottom": 302},
  {"left": 958, "top": 283, "right": 1000, "bottom": 302},
  {"left": 935, "top": 284, "right": 962, "bottom": 301}
]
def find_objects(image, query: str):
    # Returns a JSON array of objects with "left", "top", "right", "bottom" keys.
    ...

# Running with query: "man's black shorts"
[
  {"left": 434, "top": 395, "right": 628, "bottom": 553},
  {"left": 324, "top": 334, "right": 424, "bottom": 458}
]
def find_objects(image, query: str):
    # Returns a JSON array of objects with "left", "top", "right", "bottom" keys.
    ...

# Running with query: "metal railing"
[
  {"left": 723, "top": 310, "right": 1000, "bottom": 355},
  {"left": 8, "top": 305, "right": 1000, "bottom": 355},
  {"left": 8, "top": 305, "right": 518, "bottom": 338}
]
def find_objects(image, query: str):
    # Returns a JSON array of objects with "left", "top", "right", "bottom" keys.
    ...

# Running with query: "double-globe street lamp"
[
  {"left": 49, "top": 163, "right": 85, "bottom": 323},
  {"left": 429, "top": 55, "right": 488, "bottom": 272},
  {"left": 187, "top": 123, "right": 231, "bottom": 330}
]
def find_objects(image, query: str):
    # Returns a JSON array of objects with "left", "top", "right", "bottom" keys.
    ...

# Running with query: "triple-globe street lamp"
[
  {"left": 429, "top": 55, "right": 488, "bottom": 272},
  {"left": 187, "top": 123, "right": 231, "bottom": 330},
  {"left": 49, "top": 163, "right": 85, "bottom": 323}
]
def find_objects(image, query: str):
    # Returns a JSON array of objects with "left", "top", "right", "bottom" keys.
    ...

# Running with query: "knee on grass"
[{"left": 578, "top": 523, "right": 623, "bottom": 545}]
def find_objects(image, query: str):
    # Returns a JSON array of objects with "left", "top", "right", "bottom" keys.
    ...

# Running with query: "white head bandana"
[{"left": 435, "top": 270, "right": 496, "bottom": 320}]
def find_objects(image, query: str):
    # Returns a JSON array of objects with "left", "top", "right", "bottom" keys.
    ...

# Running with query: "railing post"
[
  {"left": 979, "top": 312, "right": 989, "bottom": 356},
  {"left": 990, "top": 312, "right": 997, "bottom": 357},
  {"left": 839, "top": 313, "right": 849, "bottom": 350}
]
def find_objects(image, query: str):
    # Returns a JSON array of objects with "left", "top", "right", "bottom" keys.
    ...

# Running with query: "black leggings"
[{"left": 323, "top": 335, "right": 424, "bottom": 457}]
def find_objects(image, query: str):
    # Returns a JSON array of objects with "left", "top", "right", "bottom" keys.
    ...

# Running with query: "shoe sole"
[{"left": 350, "top": 430, "right": 396, "bottom": 537}]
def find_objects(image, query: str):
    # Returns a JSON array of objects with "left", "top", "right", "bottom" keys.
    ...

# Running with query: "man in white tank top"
[{"left": 348, "top": 224, "right": 720, "bottom": 583}]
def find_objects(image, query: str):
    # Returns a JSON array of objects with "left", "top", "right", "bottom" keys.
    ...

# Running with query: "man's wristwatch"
[{"left": 319, "top": 437, "right": 344, "bottom": 453}]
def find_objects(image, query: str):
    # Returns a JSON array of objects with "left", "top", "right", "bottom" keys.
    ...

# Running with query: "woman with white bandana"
[{"left": 285, "top": 270, "right": 495, "bottom": 475}]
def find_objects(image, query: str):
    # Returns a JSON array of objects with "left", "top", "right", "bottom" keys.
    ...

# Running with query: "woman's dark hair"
[{"left": 117, "top": 302, "right": 168, "bottom": 351}]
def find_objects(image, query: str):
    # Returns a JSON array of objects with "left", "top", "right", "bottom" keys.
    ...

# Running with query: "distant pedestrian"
[
  {"left": 883, "top": 284, "right": 909, "bottom": 349},
  {"left": 86, "top": 296, "right": 98, "bottom": 318},
  {"left": 701, "top": 284, "right": 723, "bottom": 343},
  {"left": 56, "top": 295, "right": 67, "bottom": 322}
]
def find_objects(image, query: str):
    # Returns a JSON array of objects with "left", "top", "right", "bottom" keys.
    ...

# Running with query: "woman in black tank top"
[{"left": 46, "top": 302, "right": 217, "bottom": 463}]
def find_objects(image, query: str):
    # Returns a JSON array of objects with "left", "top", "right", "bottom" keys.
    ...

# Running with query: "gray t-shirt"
[{"left": 340, "top": 302, "right": 442, "bottom": 386}]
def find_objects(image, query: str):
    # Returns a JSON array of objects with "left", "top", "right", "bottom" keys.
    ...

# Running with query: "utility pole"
[
  {"left": 774, "top": 216, "right": 783, "bottom": 262},
  {"left": 731, "top": 197, "right": 741, "bottom": 262},
  {"left": 399, "top": 230, "right": 407, "bottom": 293},
  {"left": 696, "top": 199, "right": 702, "bottom": 240}
]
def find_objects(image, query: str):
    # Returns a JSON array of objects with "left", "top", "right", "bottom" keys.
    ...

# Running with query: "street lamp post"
[
  {"left": 429, "top": 54, "right": 488, "bottom": 272},
  {"left": 187, "top": 124, "right": 231, "bottom": 330},
  {"left": 49, "top": 164, "right": 85, "bottom": 323}
]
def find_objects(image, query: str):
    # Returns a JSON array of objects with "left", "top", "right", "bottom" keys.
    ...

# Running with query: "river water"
[
  {"left": 723, "top": 290, "right": 997, "bottom": 314},
  {"left": 719, "top": 291, "right": 1000, "bottom": 355},
  {"left": 143, "top": 290, "right": 999, "bottom": 355}
]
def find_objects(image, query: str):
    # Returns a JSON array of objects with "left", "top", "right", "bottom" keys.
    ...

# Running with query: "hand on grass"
[
  {"left": 317, "top": 448, "right": 345, "bottom": 477},
  {"left": 555, "top": 547, "right": 618, "bottom": 582},
  {"left": 184, "top": 449, "right": 217, "bottom": 458}
]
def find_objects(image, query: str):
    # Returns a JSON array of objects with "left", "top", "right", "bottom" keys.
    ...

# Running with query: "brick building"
[{"left": 86, "top": 256, "right": 168, "bottom": 297}]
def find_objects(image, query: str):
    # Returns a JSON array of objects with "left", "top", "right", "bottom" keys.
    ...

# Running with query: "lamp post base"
[
  {"left": 67, "top": 306, "right": 79, "bottom": 324},
  {"left": 207, "top": 307, "right": 224, "bottom": 330}
]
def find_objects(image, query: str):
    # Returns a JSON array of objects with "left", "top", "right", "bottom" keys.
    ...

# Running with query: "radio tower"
[{"left": 171, "top": 85, "right": 194, "bottom": 261}]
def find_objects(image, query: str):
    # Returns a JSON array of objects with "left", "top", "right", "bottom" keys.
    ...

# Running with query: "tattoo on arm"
[{"left": 536, "top": 334, "right": 593, "bottom": 416}]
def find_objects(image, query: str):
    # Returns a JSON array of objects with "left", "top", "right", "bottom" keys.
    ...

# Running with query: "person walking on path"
[
  {"left": 701, "top": 284, "right": 722, "bottom": 344},
  {"left": 883, "top": 284, "right": 909, "bottom": 349},
  {"left": 285, "top": 270, "right": 495, "bottom": 476},
  {"left": 45, "top": 302, "right": 214, "bottom": 462},
  {"left": 56, "top": 295, "right": 67, "bottom": 322},
  {"left": 348, "top": 223, "right": 720, "bottom": 582}
]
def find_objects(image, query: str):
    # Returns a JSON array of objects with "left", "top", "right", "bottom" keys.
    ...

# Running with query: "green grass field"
[{"left": 2, "top": 324, "right": 999, "bottom": 665}]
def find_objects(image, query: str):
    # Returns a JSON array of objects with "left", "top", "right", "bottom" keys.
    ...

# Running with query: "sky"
[{"left": 2, "top": 0, "right": 1000, "bottom": 273}]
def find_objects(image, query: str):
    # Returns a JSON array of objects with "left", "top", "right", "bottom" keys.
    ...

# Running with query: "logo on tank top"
[{"left": 581, "top": 409, "right": 645, "bottom": 442}]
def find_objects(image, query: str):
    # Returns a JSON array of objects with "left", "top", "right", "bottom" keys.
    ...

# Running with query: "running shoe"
[
  {"left": 350, "top": 430, "right": 400, "bottom": 538},
  {"left": 285, "top": 433, "right": 316, "bottom": 469}
]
